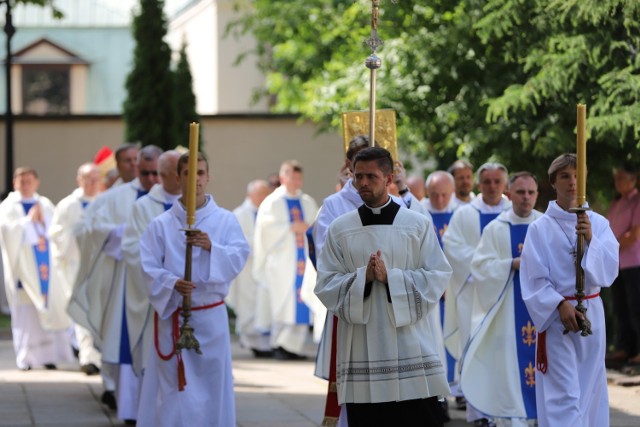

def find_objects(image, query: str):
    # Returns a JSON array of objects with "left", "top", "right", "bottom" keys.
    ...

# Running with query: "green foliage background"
[
  {"left": 230, "top": 0, "right": 640, "bottom": 210},
  {"left": 123, "top": 0, "right": 200, "bottom": 151}
]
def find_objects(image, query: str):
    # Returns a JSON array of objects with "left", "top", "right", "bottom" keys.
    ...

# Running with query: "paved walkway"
[{"left": 0, "top": 328, "right": 639, "bottom": 426}]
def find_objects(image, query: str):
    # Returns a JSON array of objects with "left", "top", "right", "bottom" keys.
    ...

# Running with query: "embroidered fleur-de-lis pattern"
[
  {"left": 524, "top": 362, "right": 536, "bottom": 387},
  {"left": 521, "top": 320, "right": 536, "bottom": 347}
]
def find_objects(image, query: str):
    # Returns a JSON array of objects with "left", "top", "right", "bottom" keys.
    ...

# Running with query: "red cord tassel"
[
  {"left": 322, "top": 316, "right": 340, "bottom": 426},
  {"left": 536, "top": 330, "right": 547, "bottom": 374},
  {"left": 177, "top": 354, "right": 187, "bottom": 391}
]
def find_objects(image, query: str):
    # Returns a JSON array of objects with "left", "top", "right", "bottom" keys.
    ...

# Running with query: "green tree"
[
  {"left": 123, "top": 0, "right": 177, "bottom": 151},
  {"left": 173, "top": 40, "right": 201, "bottom": 147},
  {"left": 230, "top": 0, "right": 640, "bottom": 207}
]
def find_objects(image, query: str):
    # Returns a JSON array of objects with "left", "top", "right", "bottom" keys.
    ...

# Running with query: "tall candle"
[
  {"left": 576, "top": 104, "right": 586, "bottom": 206},
  {"left": 186, "top": 122, "right": 199, "bottom": 226}
]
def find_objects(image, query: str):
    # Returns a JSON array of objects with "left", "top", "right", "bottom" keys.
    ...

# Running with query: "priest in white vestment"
[
  {"left": 461, "top": 172, "right": 543, "bottom": 427},
  {"left": 448, "top": 159, "right": 476, "bottom": 208},
  {"left": 122, "top": 151, "right": 181, "bottom": 376},
  {"left": 423, "top": 170, "right": 458, "bottom": 419},
  {"left": 253, "top": 160, "right": 318, "bottom": 359},
  {"left": 442, "top": 162, "right": 511, "bottom": 423},
  {"left": 227, "top": 179, "right": 272, "bottom": 357},
  {"left": 520, "top": 154, "right": 618, "bottom": 427},
  {"left": 0, "top": 167, "right": 73, "bottom": 370},
  {"left": 315, "top": 148, "right": 451, "bottom": 427},
  {"left": 49, "top": 163, "right": 103, "bottom": 375},
  {"left": 69, "top": 145, "right": 161, "bottom": 422},
  {"left": 137, "top": 153, "right": 249, "bottom": 427}
]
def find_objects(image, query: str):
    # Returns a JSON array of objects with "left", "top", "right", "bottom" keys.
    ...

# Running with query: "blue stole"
[
  {"left": 119, "top": 188, "right": 149, "bottom": 364},
  {"left": 432, "top": 211, "right": 456, "bottom": 382},
  {"left": 20, "top": 202, "right": 50, "bottom": 305},
  {"left": 163, "top": 202, "right": 173, "bottom": 211},
  {"left": 430, "top": 212, "right": 453, "bottom": 249},
  {"left": 479, "top": 211, "right": 500, "bottom": 233},
  {"left": 81, "top": 200, "right": 90, "bottom": 209},
  {"left": 306, "top": 223, "right": 317, "bottom": 270},
  {"left": 285, "top": 198, "right": 310, "bottom": 324},
  {"left": 509, "top": 223, "right": 537, "bottom": 419}
]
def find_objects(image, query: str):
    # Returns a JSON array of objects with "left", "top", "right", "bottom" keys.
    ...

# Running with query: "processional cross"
[{"left": 364, "top": 0, "right": 397, "bottom": 147}]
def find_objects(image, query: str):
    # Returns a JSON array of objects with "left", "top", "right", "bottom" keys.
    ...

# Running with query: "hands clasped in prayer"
[
  {"left": 28, "top": 203, "right": 45, "bottom": 225},
  {"left": 366, "top": 250, "right": 387, "bottom": 284}
]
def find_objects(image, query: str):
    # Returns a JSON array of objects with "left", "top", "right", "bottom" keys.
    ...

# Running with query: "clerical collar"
[
  {"left": 358, "top": 198, "right": 400, "bottom": 226},
  {"left": 365, "top": 196, "right": 392, "bottom": 214}
]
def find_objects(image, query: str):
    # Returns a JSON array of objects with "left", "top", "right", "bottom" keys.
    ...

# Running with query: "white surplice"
[
  {"left": 0, "top": 191, "right": 73, "bottom": 369},
  {"left": 315, "top": 202, "right": 452, "bottom": 404},
  {"left": 460, "top": 209, "right": 542, "bottom": 423},
  {"left": 49, "top": 187, "right": 101, "bottom": 368},
  {"left": 122, "top": 184, "right": 179, "bottom": 375},
  {"left": 68, "top": 178, "right": 147, "bottom": 421},
  {"left": 252, "top": 185, "right": 318, "bottom": 352},
  {"left": 442, "top": 195, "right": 511, "bottom": 359},
  {"left": 69, "top": 178, "right": 145, "bottom": 359},
  {"left": 136, "top": 195, "right": 248, "bottom": 427},
  {"left": 520, "top": 201, "right": 619, "bottom": 427},
  {"left": 226, "top": 197, "right": 271, "bottom": 352}
]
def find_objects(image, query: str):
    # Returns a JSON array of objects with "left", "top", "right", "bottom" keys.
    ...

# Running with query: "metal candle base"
[
  {"left": 176, "top": 320, "right": 202, "bottom": 354},
  {"left": 177, "top": 227, "right": 203, "bottom": 354},
  {"left": 567, "top": 206, "right": 592, "bottom": 337}
]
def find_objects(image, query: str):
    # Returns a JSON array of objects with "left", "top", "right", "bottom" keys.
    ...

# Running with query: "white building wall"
[{"left": 167, "top": 0, "right": 268, "bottom": 114}]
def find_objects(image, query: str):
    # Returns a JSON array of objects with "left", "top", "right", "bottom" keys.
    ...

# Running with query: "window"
[{"left": 22, "top": 65, "right": 71, "bottom": 115}]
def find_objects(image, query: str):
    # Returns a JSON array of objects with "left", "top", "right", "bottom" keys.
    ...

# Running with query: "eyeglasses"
[{"left": 140, "top": 170, "right": 158, "bottom": 177}]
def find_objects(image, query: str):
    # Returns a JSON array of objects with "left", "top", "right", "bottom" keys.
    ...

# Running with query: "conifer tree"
[
  {"left": 173, "top": 40, "right": 201, "bottom": 146},
  {"left": 123, "top": 0, "right": 177, "bottom": 150}
]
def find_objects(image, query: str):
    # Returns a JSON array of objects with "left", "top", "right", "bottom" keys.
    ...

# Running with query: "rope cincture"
[{"left": 154, "top": 300, "right": 224, "bottom": 391}]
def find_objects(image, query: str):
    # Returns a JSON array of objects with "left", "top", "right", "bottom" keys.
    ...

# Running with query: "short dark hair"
[
  {"left": 447, "top": 159, "right": 473, "bottom": 176},
  {"left": 548, "top": 153, "right": 577, "bottom": 184},
  {"left": 114, "top": 143, "right": 139, "bottom": 162},
  {"left": 616, "top": 162, "right": 637, "bottom": 179},
  {"left": 509, "top": 171, "right": 538, "bottom": 189},
  {"left": 177, "top": 151, "right": 209, "bottom": 175},
  {"left": 352, "top": 147, "right": 393, "bottom": 175},
  {"left": 13, "top": 167, "right": 38, "bottom": 179},
  {"left": 346, "top": 135, "right": 373, "bottom": 161}
]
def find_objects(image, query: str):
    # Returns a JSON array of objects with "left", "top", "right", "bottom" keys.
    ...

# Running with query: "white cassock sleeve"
[
  {"left": 469, "top": 222, "right": 513, "bottom": 322},
  {"left": 581, "top": 214, "right": 619, "bottom": 288},
  {"left": 385, "top": 223, "right": 450, "bottom": 328},
  {"left": 316, "top": 214, "right": 451, "bottom": 328},
  {"left": 520, "top": 222, "right": 566, "bottom": 332},
  {"left": 140, "top": 212, "right": 249, "bottom": 320}
]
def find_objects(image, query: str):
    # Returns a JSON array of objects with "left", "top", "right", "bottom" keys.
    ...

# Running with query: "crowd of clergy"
[{"left": 0, "top": 136, "right": 637, "bottom": 427}]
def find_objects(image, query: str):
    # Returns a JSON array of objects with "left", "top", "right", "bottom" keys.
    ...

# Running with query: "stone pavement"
[{"left": 0, "top": 328, "right": 639, "bottom": 426}]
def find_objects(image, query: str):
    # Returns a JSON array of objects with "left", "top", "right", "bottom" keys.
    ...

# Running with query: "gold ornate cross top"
[{"left": 363, "top": 0, "right": 398, "bottom": 146}]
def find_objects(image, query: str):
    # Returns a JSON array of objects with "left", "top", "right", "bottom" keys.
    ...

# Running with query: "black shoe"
[
  {"left": 101, "top": 390, "right": 117, "bottom": 410},
  {"left": 473, "top": 418, "right": 496, "bottom": 427},
  {"left": 273, "top": 347, "right": 307, "bottom": 361},
  {"left": 438, "top": 399, "right": 451, "bottom": 423},
  {"left": 251, "top": 348, "right": 274, "bottom": 359},
  {"left": 124, "top": 420, "right": 136, "bottom": 425},
  {"left": 454, "top": 396, "right": 466, "bottom": 410},
  {"left": 44, "top": 363, "right": 57, "bottom": 370},
  {"left": 80, "top": 363, "right": 100, "bottom": 376}
]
